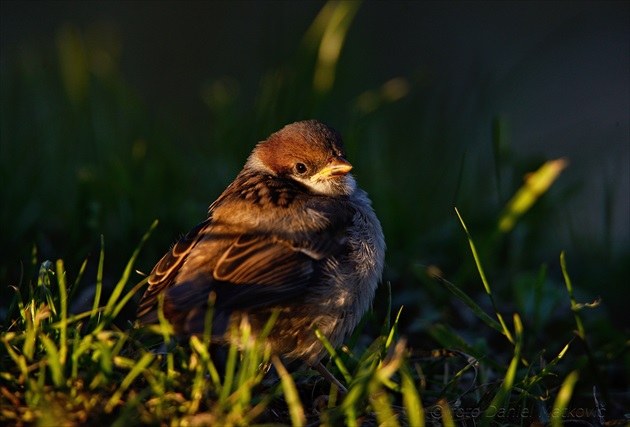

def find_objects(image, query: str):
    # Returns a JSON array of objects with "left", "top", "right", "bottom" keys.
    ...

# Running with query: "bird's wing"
[
  {"left": 137, "top": 222, "right": 345, "bottom": 324},
  {"left": 174, "top": 230, "right": 345, "bottom": 336},
  {"left": 136, "top": 219, "right": 211, "bottom": 322},
  {"left": 211, "top": 233, "right": 322, "bottom": 309}
]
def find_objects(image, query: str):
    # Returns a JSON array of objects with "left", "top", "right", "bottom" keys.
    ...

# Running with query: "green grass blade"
[
  {"left": 369, "top": 386, "right": 398, "bottom": 427},
  {"left": 105, "top": 352, "right": 155, "bottom": 413},
  {"left": 384, "top": 305, "right": 403, "bottom": 351},
  {"left": 314, "top": 325, "right": 352, "bottom": 384},
  {"left": 67, "top": 257, "right": 88, "bottom": 305},
  {"left": 235, "top": 317, "right": 253, "bottom": 400},
  {"left": 305, "top": 0, "right": 361, "bottom": 94},
  {"left": 190, "top": 335, "right": 221, "bottom": 392},
  {"left": 401, "top": 363, "right": 424, "bottom": 427},
  {"left": 561, "top": 251, "right": 585, "bottom": 339},
  {"left": 98, "top": 220, "right": 158, "bottom": 329},
  {"left": 90, "top": 235, "right": 105, "bottom": 327},
  {"left": 436, "top": 399, "right": 455, "bottom": 427},
  {"left": 484, "top": 314, "right": 523, "bottom": 421},
  {"left": 39, "top": 332, "right": 65, "bottom": 387},
  {"left": 455, "top": 207, "right": 514, "bottom": 344},
  {"left": 219, "top": 324, "right": 240, "bottom": 404},
  {"left": 498, "top": 158, "right": 567, "bottom": 232},
  {"left": 434, "top": 275, "right": 504, "bottom": 335},
  {"left": 273, "top": 356, "right": 306, "bottom": 427},
  {"left": 55, "top": 260, "right": 68, "bottom": 366},
  {"left": 110, "top": 277, "right": 149, "bottom": 321},
  {"left": 550, "top": 370, "right": 579, "bottom": 427},
  {"left": 524, "top": 340, "right": 571, "bottom": 389},
  {"left": 2, "top": 334, "right": 30, "bottom": 386}
]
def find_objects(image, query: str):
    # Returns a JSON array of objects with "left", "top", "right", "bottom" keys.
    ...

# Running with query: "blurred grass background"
[{"left": 1, "top": 0, "right": 628, "bottom": 409}]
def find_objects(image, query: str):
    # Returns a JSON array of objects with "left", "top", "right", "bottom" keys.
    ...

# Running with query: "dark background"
[{"left": 1, "top": 1, "right": 628, "bottom": 334}]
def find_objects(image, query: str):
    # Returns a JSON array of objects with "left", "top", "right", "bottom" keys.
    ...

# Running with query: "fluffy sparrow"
[{"left": 137, "top": 120, "right": 385, "bottom": 385}]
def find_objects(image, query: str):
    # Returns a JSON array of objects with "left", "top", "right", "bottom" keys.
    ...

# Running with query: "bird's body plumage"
[{"left": 137, "top": 120, "right": 385, "bottom": 365}]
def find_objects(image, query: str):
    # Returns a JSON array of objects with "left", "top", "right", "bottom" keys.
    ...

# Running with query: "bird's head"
[{"left": 246, "top": 120, "right": 356, "bottom": 196}]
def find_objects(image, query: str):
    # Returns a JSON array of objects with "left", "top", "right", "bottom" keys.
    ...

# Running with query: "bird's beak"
[{"left": 310, "top": 156, "right": 353, "bottom": 181}]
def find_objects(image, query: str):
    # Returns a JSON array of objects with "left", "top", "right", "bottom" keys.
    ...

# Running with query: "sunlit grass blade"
[
  {"left": 400, "top": 363, "right": 424, "bottom": 427},
  {"left": 498, "top": 158, "right": 567, "bottom": 232},
  {"left": 90, "top": 235, "right": 105, "bottom": 328},
  {"left": 235, "top": 316, "right": 253, "bottom": 413},
  {"left": 70, "top": 325, "right": 90, "bottom": 381},
  {"left": 110, "top": 277, "right": 149, "bottom": 321},
  {"left": 372, "top": 337, "right": 406, "bottom": 392},
  {"left": 384, "top": 305, "right": 403, "bottom": 351},
  {"left": 484, "top": 314, "right": 523, "bottom": 422},
  {"left": 189, "top": 350, "right": 206, "bottom": 415},
  {"left": 273, "top": 356, "right": 306, "bottom": 427},
  {"left": 369, "top": 387, "right": 398, "bottom": 427},
  {"left": 303, "top": 0, "right": 361, "bottom": 94},
  {"left": 2, "top": 334, "right": 30, "bottom": 386},
  {"left": 97, "top": 220, "right": 158, "bottom": 331},
  {"left": 190, "top": 335, "right": 221, "bottom": 391},
  {"left": 54, "top": 260, "right": 68, "bottom": 366},
  {"left": 523, "top": 340, "right": 571, "bottom": 389},
  {"left": 340, "top": 348, "right": 381, "bottom": 425},
  {"left": 39, "top": 332, "right": 65, "bottom": 387},
  {"left": 455, "top": 207, "right": 514, "bottom": 344},
  {"left": 314, "top": 325, "right": 352, "bottom": 384},
  {"left": 435, "top": 399, "right": 455, "bottom": 427},
  {"left": 153, "top": 292, "right": 176, "bottom": 390},
  {"left": 219, "top": 323, "right": 240, "bottom": 404},
  {"left": 105, "top": 352, "right": 155, "bottom": 413},
  {"left": 550, "top": 370, "right": 579, "bottom": 427}
]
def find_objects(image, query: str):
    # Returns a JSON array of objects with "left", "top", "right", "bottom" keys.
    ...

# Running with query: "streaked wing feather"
[
  {"left": 212, "top": 234, "right": 314, "bottom": 309},
  {"left": 136, "top": 219, "right": 210, "bottom": 320}
]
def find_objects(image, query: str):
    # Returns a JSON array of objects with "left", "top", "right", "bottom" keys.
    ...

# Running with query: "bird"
[{"left": 136, "top": 120, "right": 385, "bottom": 387}]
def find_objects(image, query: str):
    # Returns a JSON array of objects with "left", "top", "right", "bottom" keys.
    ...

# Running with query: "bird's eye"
[{"left": 295, "top": 163, "right": 308, "bottom": 175}]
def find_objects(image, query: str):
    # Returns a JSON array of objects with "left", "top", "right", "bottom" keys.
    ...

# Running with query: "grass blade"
[
  {"left": 455, "top": 207, "right": 514, "bottom": 344},
  {"left": 484, "top": 314, "right": 523, "bottom": 422},
  {"left": 498, "top": 158, "right": 567, "bottom": 232},
  {"left": 97, "top": 220, "right": 158, "bottom": 330},
  {"left": 55, "top": 260, "right": 68, "bottom": 366},
  {"left": 561, "top": 251, "right": 585, "bottom": 339},
  {"left": 401, "top": 363, "right": 424, "bottom": 427},
  {"left": 550, "top": 370, "right": 579, "bottom": 427},
  {"left": 314, "top": 325, "right": 352, "bottom": 384},
  {"left": 305, "top": 0, "right": 361, "bottom": 94},
  {"left": 273, "top": 356, "right": 306, "bottom": 427},
  {"left": 434, "top": 275, "right": 504, "bottom": 335},
  {"left": 39, "top": 332, "right": 65, "bottom": 387},
  {"left": 524, "top": 340, "right": 571, "bottom": 389},
  {"left": 90, "top": 235, "right": 105, "bottom": 327},
  {"left": 106, "top": 352, "right": 155, "bottom": 413}
]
